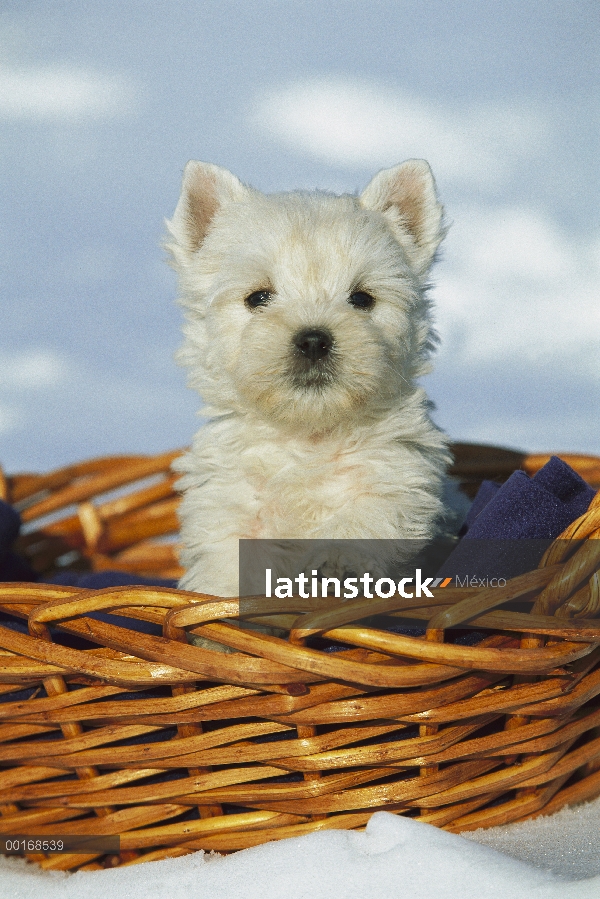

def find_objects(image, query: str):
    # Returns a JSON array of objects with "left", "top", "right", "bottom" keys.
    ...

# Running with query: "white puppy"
[{"left": 165, "top": 160, "right": 451, "bottom": 597}]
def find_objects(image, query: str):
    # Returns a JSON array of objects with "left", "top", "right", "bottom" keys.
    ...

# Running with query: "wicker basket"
[{"left": 0, "top": 444, "right": 599, "bottom": 872}]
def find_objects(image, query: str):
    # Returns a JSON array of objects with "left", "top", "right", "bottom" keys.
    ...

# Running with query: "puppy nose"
[{"left": 294, "top": 329, "right": 333, "bottom": 362}]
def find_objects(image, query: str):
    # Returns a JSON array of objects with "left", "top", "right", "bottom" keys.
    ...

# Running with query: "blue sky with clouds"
[{"left": 1, "top": 0, "right": 598, "bottom": 472}]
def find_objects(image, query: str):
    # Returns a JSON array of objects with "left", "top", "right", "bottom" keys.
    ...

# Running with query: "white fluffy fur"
[{"left": 165, "top": 160, "right": 451, "bottom": 596}]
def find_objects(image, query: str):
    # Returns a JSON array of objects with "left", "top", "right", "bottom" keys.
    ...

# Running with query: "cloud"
[
  {"left": 0, "top": 350, "right": 71, "bottom": 389},
  {"left": 433, "top": 206, "right": 600, "bottom": 377},
  {"left": 460, "top": 209, "right": 572, "bottom": 281},
  {"left": 254, "top": 78, "right": 548, "bottom": 186},
  {"left": 0, "top": 66, "right": 135, "bottom": 120}
]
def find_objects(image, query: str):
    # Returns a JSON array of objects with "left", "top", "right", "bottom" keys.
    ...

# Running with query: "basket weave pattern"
[{"left": 0, "top": 445, "right": 599, "bottom": 871}]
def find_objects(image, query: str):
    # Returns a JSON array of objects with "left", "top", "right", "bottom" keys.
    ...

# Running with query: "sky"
[{"left": 0, "top": 0, "right": 599, "bottom": 473}]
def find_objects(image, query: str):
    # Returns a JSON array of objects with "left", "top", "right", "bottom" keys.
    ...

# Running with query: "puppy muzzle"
[
  {"left": 294, "top": 328, "right": 334, "bottom": 362},
  {"left": 289, "top": 327, "right": 336, "bottom": 388}
]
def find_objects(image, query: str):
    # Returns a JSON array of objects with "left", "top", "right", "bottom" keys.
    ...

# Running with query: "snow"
[{"left": 2, "top": 800, "right": 600, "bottom": 899}]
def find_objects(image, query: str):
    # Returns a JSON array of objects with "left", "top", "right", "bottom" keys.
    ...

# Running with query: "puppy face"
[{"left": 166, "top": 161, "right": 445, "bottom": 432}]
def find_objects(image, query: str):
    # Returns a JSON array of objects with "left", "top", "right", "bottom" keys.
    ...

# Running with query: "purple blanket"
[{"left": 439, "top": 455, "right": 595, "bottom": 579}]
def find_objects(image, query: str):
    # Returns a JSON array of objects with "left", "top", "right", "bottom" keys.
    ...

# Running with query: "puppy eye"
[
  {"left": 245, "top": 290, "right": 272, "bottom": 309},
  {"left": 349, "top": 291, "right": 375, "bottom": 310}
]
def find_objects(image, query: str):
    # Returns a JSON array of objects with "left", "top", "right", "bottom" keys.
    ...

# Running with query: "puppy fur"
[{"left": 165, "top": 160, "right": 451, "bottom": 597}]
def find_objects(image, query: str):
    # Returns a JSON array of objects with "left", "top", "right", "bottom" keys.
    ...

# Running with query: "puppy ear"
[
  {"left": 168, "top": 161, "right": 249, "bottom": 252},
  {"left": 360, "top": 160, "right": 445, "bottom": 275}
]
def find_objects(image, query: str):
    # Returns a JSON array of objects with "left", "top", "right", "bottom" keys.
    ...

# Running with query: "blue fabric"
[
  {"left": 459, "top": 480, "right": 500, "bottom": 536},
  {"left": 438, "top": 456, "right": 595, "bottom": 579},
  {"left": 0, "top": 500, "right": 20, "bottom": 548},
  {"left": 465, "top": 457, "right": 594, "bottom": 541},
  {"left": 0, "top": 500, "right": 38, "bottom": 582}
]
